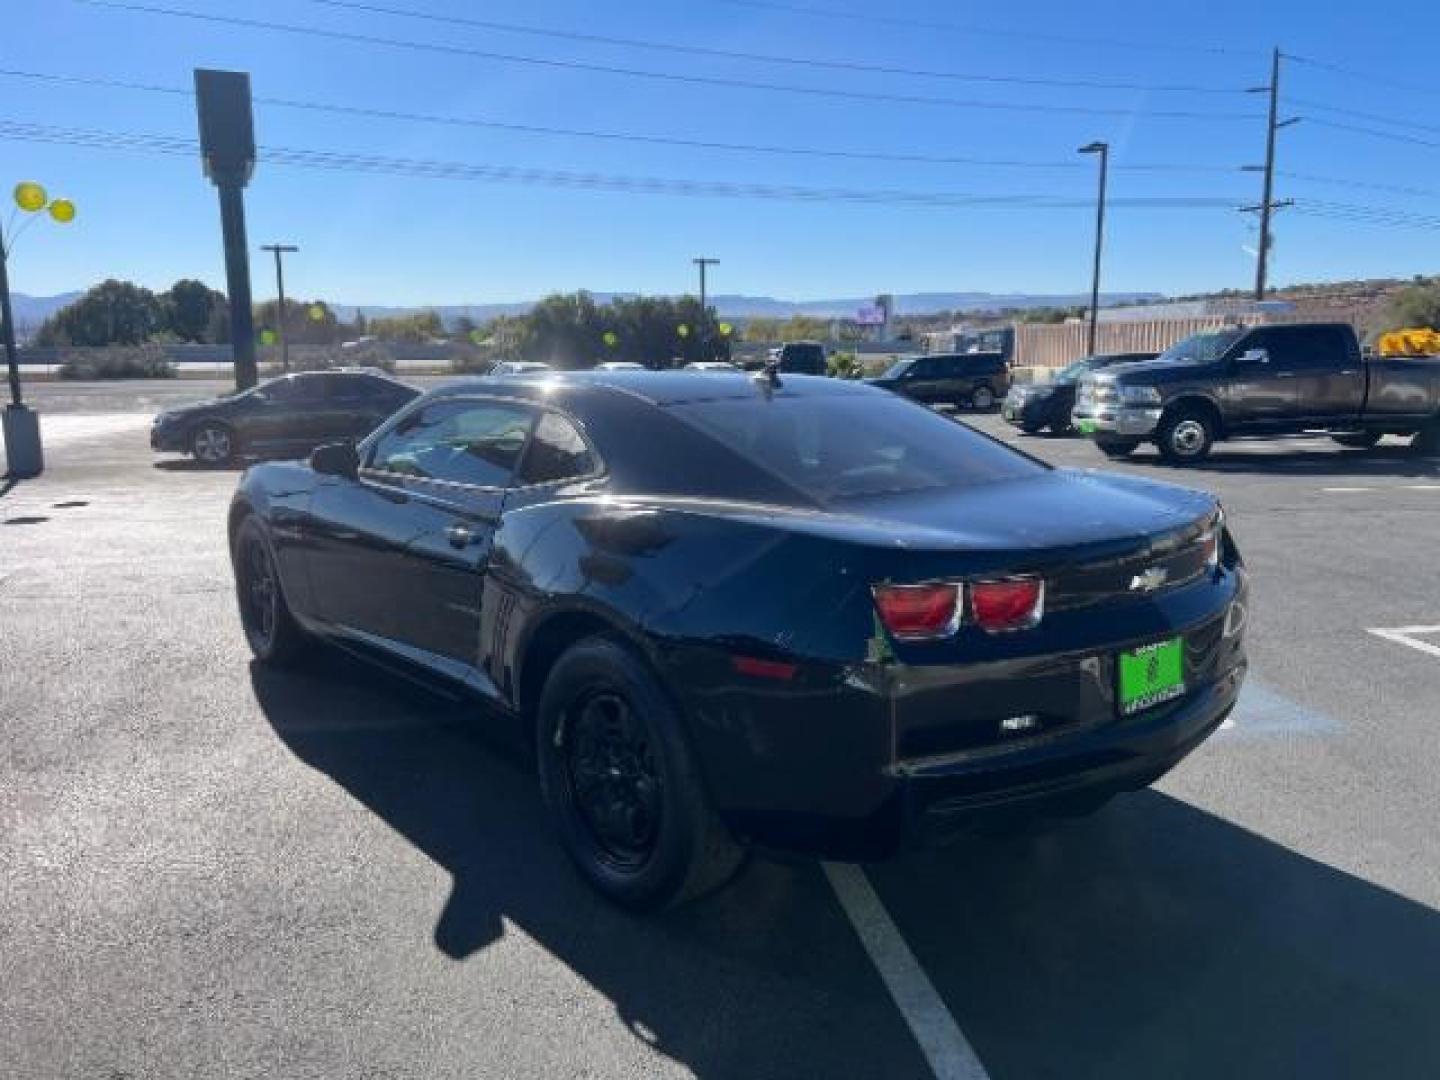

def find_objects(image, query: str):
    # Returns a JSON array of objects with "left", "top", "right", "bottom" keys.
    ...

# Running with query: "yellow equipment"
[{"left": 1377, "top": 327, "right": 1440, "bottom": 357}]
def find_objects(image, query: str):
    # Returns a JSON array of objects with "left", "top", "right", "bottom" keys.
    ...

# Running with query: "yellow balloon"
[
  {"left": 14, "top": 181, "right": 47, "bottom": 212},
  {"left": 259, "top": 329, "right": 277, "bottom": 346},
  {"left": 719, "top": 322, "right": 733, "bottom": 336},
  {"left": 676, "top": 323, "right": 690, "bottom": 338},
  {"left": 308, "top": 303, "right": 326, "bottom": 321},
  {"left": 602, "top": 331, "right": 618, "bottom": 348},
  {"left": 48, "top": 198, "right": 76, "bottom": 223}
]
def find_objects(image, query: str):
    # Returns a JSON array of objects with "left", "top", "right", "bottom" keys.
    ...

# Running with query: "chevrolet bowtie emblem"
[{"left": 1130, "top": 567, "right": 1169, "bottom": 592}]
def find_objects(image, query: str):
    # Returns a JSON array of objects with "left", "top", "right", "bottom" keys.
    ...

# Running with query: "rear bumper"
[
  {"left": 689, "top": 570, "right": 1248, "bottom": 861},
  {"left": 1002, "top": 395, "right": 1057, "bottom": 427}
]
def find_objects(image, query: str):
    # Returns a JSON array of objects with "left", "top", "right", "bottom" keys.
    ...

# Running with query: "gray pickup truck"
[{"left": 1071, "top": 322, "right": 1440, "bottom": 463}]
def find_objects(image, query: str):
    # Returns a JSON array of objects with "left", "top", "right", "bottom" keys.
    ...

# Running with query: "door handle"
[{"left": 446, "top": 523, "right": 477, "bottom": 548}]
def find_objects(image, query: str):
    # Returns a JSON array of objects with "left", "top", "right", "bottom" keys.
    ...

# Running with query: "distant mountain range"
[
  {"left": 10, "top": 289, "right": 1163, "bottom": 329},
  {"left": 327, "top": 291, "right": 1164, "bottom": 324}
]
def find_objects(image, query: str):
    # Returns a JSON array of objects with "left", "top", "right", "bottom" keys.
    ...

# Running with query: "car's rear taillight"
[
  {"left": 872, "top": 583, "right": 961, "bottom": 639},
  {"left": 970, "top": 577, "right": 1044, "bottom": 632}
]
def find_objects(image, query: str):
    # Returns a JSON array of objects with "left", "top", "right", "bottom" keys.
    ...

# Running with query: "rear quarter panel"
[{"left": 1364, "top": 357, "right": 1440, "bottom": 421}]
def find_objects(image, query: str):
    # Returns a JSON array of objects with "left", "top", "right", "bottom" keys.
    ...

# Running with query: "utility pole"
[
  {"left": 1078, "top": 141, "right": 1109, "bottom": 357},
  {"left": 1243, "top": 48, "right": 1299, "bottom": 300},
  {"left": 261, "top": 243, "right": 298, "bottom": 373},
  {"left": 692, "top": 257, "right": 720, "bottom": 312}
]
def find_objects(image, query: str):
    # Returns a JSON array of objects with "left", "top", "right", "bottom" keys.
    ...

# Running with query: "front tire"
[
  {"left": 1096, "top": 436, "right": 1141, "bottom": 459},
  {"left": 1156, "top": 408, "right": 1216, "bottom": 464},
  {"left": 970, "top": 385, "right": 996, "bottom": 411},
  {"left": 191, "top": 422, "right": 236, "bottom": 466},
  {"left": 536, "top": 637, "right": 743, "bottom": 910},
  {"left": 233, "top": 517, "right": 309, "bottom": 664}
]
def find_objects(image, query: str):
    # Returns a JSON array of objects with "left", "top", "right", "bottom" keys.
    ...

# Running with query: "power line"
[
  {"left": 1278, "top": 170, "right": 1440, "bottom": 201},
  {"left": 1286, "top": 97, "right": 1440, "bottom": 138},
  {"left": 715, "top": 0, "right": 1251, "bottom": 56},
  {"left": 0, "top": 67, "right": 1248, "bottom": 175},
  {"left": 72, "top": 0, "right": 1262, "bottom": 120},
  {"left": 1303, "top": 116, "right": 1440, "bottom": 152},
  {"left": 299, "top": 0, "right": 1246, "bottom": 94},
  {"left": 0, "top": 118, "right": 1247, "bottom": 210},
  {"left": 1286, "top": 53, "right": 1440, "bottom": 99}
]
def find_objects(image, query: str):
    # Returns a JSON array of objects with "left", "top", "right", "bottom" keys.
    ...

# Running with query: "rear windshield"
[{"left": 667, "top": 393, "right": 1046, "bottom": 502}]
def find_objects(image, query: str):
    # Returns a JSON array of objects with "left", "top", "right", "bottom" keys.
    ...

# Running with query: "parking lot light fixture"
[{"left": 1078, "top": 142, "right": 1109, "bottom": 359}]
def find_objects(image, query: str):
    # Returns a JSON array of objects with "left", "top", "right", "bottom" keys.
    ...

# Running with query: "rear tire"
[
  {"left": 1096, "top": 437, "right": 1141, "bottom": 459},
  {"left": 1413, "top": 421, "right": 1440, "bottom": 457},
  {"left": 233, "top": 517, "right": 309, "bottom": 664},
  {"left": 536, "top": 637, "right": 744, "bottom": 910},
  {"left": 1019, "top": 420, "right": 1044, "bottom": 435},
  {"left": 1156, "top": 407, "right": 1216, "bottom": 465},
  {"left": 1332, "top": 431, "right": 1382, "bottom": 450},
  {"left": 970, "top": 385, "right": 996, "bottom": 411}
]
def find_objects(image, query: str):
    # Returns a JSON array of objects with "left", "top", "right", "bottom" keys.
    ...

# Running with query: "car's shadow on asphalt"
[
  {"left": 248, "top": 647, "right": 933, "bottom": 1079},
  {"left": 152, "top": 458, "right": 245, "bottom": 473},
  {"left": 250, "top": 648, "right": 1440, "bottom": 1079}
]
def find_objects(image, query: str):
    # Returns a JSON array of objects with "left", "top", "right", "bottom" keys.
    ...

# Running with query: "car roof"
[{"left": 429, "top": 369, "right": 871, "bottom": 407}]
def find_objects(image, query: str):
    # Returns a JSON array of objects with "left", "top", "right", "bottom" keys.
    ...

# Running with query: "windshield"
[
  {"left": 669, "top": 392, "right": 1045, "bottom": 502},
  {"left": 1157, "top": 330, "right": 1244, "bottom": 366},
  {"left": 1054, "top": 358, "right": 1096, "bottom": 383},
  {"left": 880, "top": 357, "right": 916, "bottom": 379}
]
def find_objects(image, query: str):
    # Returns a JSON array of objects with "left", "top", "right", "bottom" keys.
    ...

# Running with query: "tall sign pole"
[
  {"left": 1078, "top": 141, "right": 1109, "bottom": 358},
  {"left": 261, "top": 243, "right": 298, "bottom": 374},
  {"left": 693, "top": 257, "right": 720, "bottom": 312},
  {"left": 195, "top": 70, "right": 259, "bottom": 390}
]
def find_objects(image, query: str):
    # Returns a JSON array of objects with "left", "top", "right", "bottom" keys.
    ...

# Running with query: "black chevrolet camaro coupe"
[
  {"left": 152, "top": 370, "right": 419, "bottom": 465},
  {"left": 229, "top": 370, "right": 1248, "bottom": 909}
]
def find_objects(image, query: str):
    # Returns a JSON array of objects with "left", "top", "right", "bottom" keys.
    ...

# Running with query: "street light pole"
[
  {"left": 1, "top": 231, "right": 22, "bottom": 408},
  {"left": 692, "top": 257, "right": 719, "bottom": 312},
  {"left": 1078, "top": 141, "right": 1109, "bottom": 358},
  {"left": 261, "top": 243, "right": 298, "bottom": 374}
]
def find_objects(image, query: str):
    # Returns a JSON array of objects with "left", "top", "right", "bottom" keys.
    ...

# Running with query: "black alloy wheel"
[
  {"left": 563, "top": 691, "right": 663, "bottom": 870},
  {"left": 234, "top": 517, "right": 308, "bottom": 664},
  {"left": 537, "top": 637, "right": 743, "bottom": 909}
]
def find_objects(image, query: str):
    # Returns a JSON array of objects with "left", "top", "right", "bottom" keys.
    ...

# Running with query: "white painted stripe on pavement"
[
  {"left": 1368, "top": 625, "right": 1440, "bottom": 660},
  {"left": 1321, "top": 486, "right": 1375, "bottom": 493},
  {"left": 1403, "top": 484, "right": 1440, "bottom": 491},
  {"left": 823, "top": 862, "right": 990, "bottom": 1080}
]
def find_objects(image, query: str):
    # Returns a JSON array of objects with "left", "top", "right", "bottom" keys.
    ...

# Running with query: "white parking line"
[
  {"left": 1367, "top": 625, "right": 1440, "bottom": 660},
  {"left": 1321, "top": 486, "right": 1376, "bottom": 493},
  {"left": 823, "top": 862, "right": 990, "bottom": 1080}
]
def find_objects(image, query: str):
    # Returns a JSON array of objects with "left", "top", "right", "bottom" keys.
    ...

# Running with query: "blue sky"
[{"left": 5, "top": 0, "right": 1440, "bottom": 306}]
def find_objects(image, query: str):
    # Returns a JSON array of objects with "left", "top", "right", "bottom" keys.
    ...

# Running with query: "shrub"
[
  {"left": 827, "top": 351, "right": 864, "bottom": 379},
  {"left": 57, "top": 346, "right": 177, "bottom": 380},
  {"left": 450, "top": 348, "right": 500, "bottom": 374}
]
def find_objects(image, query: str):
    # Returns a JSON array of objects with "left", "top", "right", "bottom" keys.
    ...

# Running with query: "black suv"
[
  {"left": 151, "top": 369, "right": 419, "bottom": 465},
  {"left": 775, "top": 341, "right": 828, "bottom": 375},
  {"left": 866, "top": 352, "right": 1010, "bottom": 410}
]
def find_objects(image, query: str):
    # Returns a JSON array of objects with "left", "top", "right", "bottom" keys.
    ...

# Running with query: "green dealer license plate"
[
  {"left": 1076, "top": 419, "right": 1098, "bottom": 434},
  {"left": 1118, "top": 638, "right": 1185, "bottom": 715}
]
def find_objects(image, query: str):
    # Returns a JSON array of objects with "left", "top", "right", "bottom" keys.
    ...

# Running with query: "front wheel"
[
  {"left": 191, "top": 422, "right": 236, "bottom": 466},
  {"left": 233, "top": 517, "right": 309, "bottom": 664},
  {"left": 536, "top": 637, "right": 744, "bottom": 910},
  {"left": 970, "top": 385, "right": 995, "bottom": 411},
  {"left": 1095, "top": 436, "right": 1141, "bottom": 459},
  {"left": 1156, "top": 409, "right": 1216, "bottom": 464}
]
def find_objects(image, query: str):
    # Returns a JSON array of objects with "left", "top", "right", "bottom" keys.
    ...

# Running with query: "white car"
[
  {"left": 595, "top": 361, "right": 646, "bottom": 371},
  {"left": 491, "top": 361, "right": 554, "bottom": 376},
  {"left": 684, "top": 361, "right": 741, "bottom": 373}
]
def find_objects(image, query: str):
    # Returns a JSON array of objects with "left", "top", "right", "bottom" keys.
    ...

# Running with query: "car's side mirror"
[
  {"left": 310, "top": 441, "right": 359, "bottom": 480},
  {"left": 1237, "top": 347, "right": 1270, "bottom": 366}
]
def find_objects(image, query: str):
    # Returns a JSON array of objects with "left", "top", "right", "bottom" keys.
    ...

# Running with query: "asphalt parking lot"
[{"left": 5, "top": 379, "right": 1440, "bottom": 1079}]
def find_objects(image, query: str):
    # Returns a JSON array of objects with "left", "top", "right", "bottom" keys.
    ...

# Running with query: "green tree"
[
  {"left": 35, "top": 279, "right": 165, "bottom": 346},
  {"left": 162, "top": 279, "right": 226, "bottom": 342},
  {"left": 369, "top": 309, "right": 444, "bottom": 343},
  {"left": 1384, "top": 283, "right": 1440, "bottom": 330}
]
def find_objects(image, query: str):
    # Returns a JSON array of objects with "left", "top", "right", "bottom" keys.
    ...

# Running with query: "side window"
[
  {"left": 368, "top": 400, "right": 534, "bottom": 488},
  {"left": 260, "top": 376, "right": 296, "bottom": 401},
  {"left": 912, "top": 357, "right": 939, "bottom": 378},
  {"left": 292, "top": 375, "right": 327, "bottom": 402},
  {"left": 518, "top": 412, "right": 596, "bottom": 485},
  {"left": 1254, "top": 329, "right": 1330, "bottom": 372}
]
